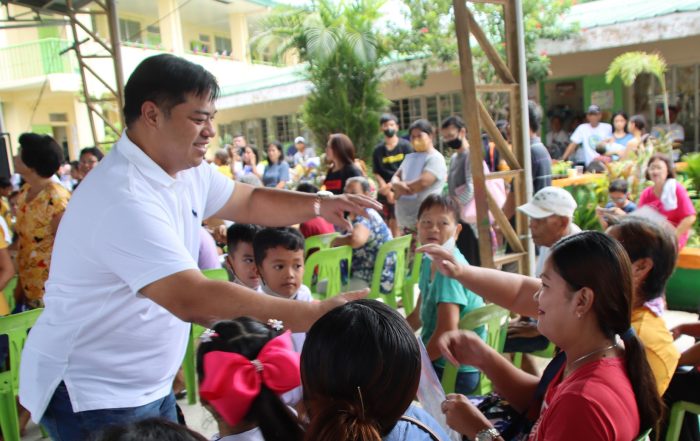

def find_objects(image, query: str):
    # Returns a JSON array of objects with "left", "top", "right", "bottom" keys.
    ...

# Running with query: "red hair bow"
[{"left": 199, "top": 331, "right": 301, "bottom": 426}]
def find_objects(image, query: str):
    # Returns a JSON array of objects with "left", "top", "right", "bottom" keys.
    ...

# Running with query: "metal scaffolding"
[
  {"left": 1, "top": 0, "right": 124, "bottom": 148},
  {"left": 452, "top": 0, "right": 534, "bottom": 274}
]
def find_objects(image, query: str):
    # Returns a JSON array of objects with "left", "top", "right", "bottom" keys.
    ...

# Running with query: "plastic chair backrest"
[
  {"left": 202, "top": 268, "right": 229, "bottom": 282},
  {"left": 634, "top": 428, "right": 651, "bottom": 441},
  {"left": 402, "top": 252, "right": 423, "bottom": 316},
  {"left": 665, "top": 400, "right": 700, "bottom": 441},
  {"left": 303, "top": 245, "right": 352, "bottom": 299},
  {"left": 369, "top": 235, "right": 412, "bottom": 309},
  {"left": 3, "top": 276, "right": 17, "bottom": 313},
  {"left": 0, "top": 308, "right": 42, "bottom": 441},
  {"left": 440, "top": 304, "right": 509, "bottom": 396},
  {"left": 182, "top": 323, "right": 207, "bottom": 405},
  {"left": 511, "top": 340, "right": 557, "bottom": 369},
  {"left": 304, "top": 233, "right": 340, "bottom": 257},
  {"left": 0, "top": 308, "right": 42, "bottom": 392}
]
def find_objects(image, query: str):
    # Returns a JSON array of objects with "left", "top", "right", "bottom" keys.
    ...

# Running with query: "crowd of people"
[{"left": 0, "top": 53, "right": 698, "bottom": 441}]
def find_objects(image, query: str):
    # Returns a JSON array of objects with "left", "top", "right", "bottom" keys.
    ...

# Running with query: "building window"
[
  {"left": 275, "top": 115, "right": 293, "bottom": 144},
  {"left": 191, "top": 34, "right": 211, "bottom": 53},
  {"left": 215, "top": 36, "right": 232, "bottom": 55},
  {"left": 119, "top": 18, "right": 142, "bottom": 44},
  {"left": 146, "top": 25, "right": 161, "bottom": 47}
]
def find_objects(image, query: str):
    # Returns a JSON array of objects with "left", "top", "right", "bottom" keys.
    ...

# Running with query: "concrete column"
[
  {"left": 228, "top": 13, "right": 249, "bottom": 62},
  {"left": 157, "top": 0, "right": 185, "bottom": 54}
]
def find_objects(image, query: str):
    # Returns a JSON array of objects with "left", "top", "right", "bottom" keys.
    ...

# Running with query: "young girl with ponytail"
[
  {"left": 301, "top": 299, "right": 450, "bottom": 441},
  {"left": 421, "top": 231, "right": 662, "bottom": 440},
  {"left": 196, "top": 318, "right": 304, "bottom": 441}
]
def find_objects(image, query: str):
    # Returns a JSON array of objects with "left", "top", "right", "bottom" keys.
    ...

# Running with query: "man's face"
[
  {"left": 233, "top": 136, "right": 247, "bottom": 148},
  {"left": 586, "top": 112, "right": 601, "bottom": 126},
  {"left": 529, "top": 215, "right": 567, "bottom": 248},
  {"left": 550, "top": 117, "right": 561, "bottom": 132},
  {"left": 381, "top": 120, "right": 398, "bottom": 133},
  {"left": 157, "top": 93, "right": 216, "bottom": 174}
]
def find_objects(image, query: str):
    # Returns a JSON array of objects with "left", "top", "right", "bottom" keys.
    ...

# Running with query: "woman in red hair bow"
[{"left": 197, "top": 318, "right": 304, "bottom": 441}]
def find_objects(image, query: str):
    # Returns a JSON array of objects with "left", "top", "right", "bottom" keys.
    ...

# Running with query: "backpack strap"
[{"left": 399, "top": 415, "right": 444, "bottom": 441}]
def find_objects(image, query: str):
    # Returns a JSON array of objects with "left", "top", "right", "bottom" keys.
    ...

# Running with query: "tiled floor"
[{"left": 21, "top": 309, "right": 700, "bottom": 440}]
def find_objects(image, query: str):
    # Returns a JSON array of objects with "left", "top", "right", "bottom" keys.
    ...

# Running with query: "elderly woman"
[
  {"left": 421, "top": 232, "right": 662, "bottom": 440},
  {"left": 13, "top": 133, "right": 71, "bottom": 309},
  {"left": 332, "top": 176, "right": 394, "bottom": 291},
  {"left": 638, "top": 153, "right": 696, "bottom": 248}
]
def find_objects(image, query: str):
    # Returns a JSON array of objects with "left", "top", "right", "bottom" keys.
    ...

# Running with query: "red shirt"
[
  {"left": 299, "top": 217, "right": 335, "bottom": 238},
  {"left": 529, "top": 357, "right": 639, "bottom": 441}
]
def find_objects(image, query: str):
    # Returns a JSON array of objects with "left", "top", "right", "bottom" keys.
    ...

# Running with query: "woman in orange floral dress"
[{"left": 13, "top": 133, "right": 70, "bottom": 310}]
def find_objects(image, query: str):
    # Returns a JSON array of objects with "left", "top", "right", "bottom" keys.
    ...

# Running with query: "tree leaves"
[{"left": 605, "top": 51, "right": 667, "bottom": 86}]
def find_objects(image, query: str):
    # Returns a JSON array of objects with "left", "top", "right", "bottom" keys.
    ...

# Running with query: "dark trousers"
[{"left": 457, "top": 222, "right": 481, "bottom": 267}]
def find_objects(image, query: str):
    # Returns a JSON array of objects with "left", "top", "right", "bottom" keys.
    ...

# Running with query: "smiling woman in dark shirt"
[{"left": 323, "top": 133, "right": 361, "bottom": 195}]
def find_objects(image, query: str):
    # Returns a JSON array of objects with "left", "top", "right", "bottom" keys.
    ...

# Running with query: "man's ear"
[{"left": 140, "top": 101, "right": 161, "bottom": 129}]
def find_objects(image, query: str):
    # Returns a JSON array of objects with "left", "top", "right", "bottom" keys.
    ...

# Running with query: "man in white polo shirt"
[{"left": 19, "top": 54, "right": 376, "bottom": 440}]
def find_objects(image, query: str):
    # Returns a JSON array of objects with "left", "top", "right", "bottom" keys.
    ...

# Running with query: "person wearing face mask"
[
  {"left": 441, "top": 115, "right": 481, "bottom": 266},
  {"left": 391, "top": 119, "right": 447, "bottom": 240},
  {"left": 372, "top": 114, "right": 413, "bottom": 238}
]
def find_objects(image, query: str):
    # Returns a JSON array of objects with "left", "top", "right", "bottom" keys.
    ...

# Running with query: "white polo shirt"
[{"left": 19, "top": 132, "right": 235, "bottom": 421}]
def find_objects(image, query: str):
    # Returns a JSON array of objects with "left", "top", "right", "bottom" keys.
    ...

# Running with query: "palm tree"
[
  {"left": 606, "top": 51, "right": 669, "bottom": 125},
  {"left": 250, "top": 0, "right": 388, "bottom": 158}
]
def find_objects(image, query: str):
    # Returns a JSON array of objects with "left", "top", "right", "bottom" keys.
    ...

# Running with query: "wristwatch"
[
  {"left": 313, "top": 190, "right": 334, "bottom": 217},
  {"left": 474, "top": 427, "right": 500, "bottom": 441}
]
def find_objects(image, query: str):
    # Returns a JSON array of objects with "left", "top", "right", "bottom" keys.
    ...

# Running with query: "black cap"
[{"left": 587, "top": 104, "right": 601, "bottom": 114}]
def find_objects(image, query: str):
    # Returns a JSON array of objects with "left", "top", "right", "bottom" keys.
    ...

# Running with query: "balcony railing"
[{"left": 0, "top": 38, "right": 77, "bottom": 83}]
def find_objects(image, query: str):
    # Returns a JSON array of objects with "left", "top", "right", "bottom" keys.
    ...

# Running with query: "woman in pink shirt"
[{"left": 638, "top": 154, "right": 696, "bottom": 248}]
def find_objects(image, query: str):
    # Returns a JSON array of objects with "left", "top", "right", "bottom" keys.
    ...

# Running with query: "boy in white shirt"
[{"left": 252, "top": 227, "right": 313, "bottom": 353}]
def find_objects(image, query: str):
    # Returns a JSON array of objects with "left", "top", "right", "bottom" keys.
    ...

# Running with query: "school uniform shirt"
[
  {"left": 19, "top": 131, "right": 235, "bottom": 421},
  {"left": 323, "top": 164, "right": 362, "bottom": 195},
  {"left": 419, "top": 249, "right": 485, "bottom": 374}
]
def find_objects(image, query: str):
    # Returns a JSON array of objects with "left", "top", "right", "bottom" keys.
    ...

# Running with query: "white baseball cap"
[
  {"left": 294, "top": 136, "right": 305, "bottom": 144},
  {"left": 517, "top": 186, "right": 577, "bottom": 219}
]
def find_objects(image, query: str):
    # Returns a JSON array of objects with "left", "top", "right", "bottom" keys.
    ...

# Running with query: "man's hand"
[{"left": 320, "top": 194, "right": 382, "bottom": 232}]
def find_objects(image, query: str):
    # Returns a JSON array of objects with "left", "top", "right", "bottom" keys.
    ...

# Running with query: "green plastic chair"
[
  {"left": 441, "top": 304, "right": 510, "bottom": 396},
  {"left": 511, "top": 340, "right": 557, "bottom": 368},
  {"left": 303, "top": 245, "right": 352, "bottom": 300},
  {"left": 0, "top": 308, "right": 43, "bottom": 441},
  {"left": 181, "top": 323, "right": 207, "bottom": 405},
  {"left": 402, "top": 252, "right": 423, "bottom": 316},
  {"left": 201, "top": 268, "right": 229, "bottom": 282},
  {"left": 665, "top": 400, "right": 700, "bottom": 441},
  {"left": 3, "top": 276, "right": 17, "bottom": 313},
  {"left": 634, "top": 428, "right": 651, "bottom": 441},
  {"left": 304, "top": 233, "right": 340, "bottom": 257},
  {"left": 179, "top": 268, "right": 229, "bottom": 404},
  {"left": 368, "top": 235, "right": 412, "bottom": 310}
]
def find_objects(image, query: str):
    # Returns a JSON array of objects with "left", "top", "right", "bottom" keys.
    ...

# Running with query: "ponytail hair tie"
[{"left": 620, "top": 327, "right": 636, "bottom": 340}]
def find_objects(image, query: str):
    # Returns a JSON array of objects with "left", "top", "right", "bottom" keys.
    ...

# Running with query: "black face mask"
[
  {"left": 445, "top": 138, "right": 463, "bottom": 149},
  {"left": 383, "top": 129, "right": 397, "bottom": 138}
]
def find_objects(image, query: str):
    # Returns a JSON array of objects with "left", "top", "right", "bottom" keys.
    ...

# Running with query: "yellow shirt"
[
  {"left": 0, "top": 220, "right": 10, "bottom": 315},
  {"left": 0, "top": 198, "right": 13, "bottom": 234},
  {"left": 16, "top": 182, "right": 70, "bottom": 306},
  {"left": 632, "top": 306, "right": 680, "bottom": 394}
]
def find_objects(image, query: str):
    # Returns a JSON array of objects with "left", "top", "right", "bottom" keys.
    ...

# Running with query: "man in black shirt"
[{"left": 372, "top": 113, "right": 413, "bottom": 237}]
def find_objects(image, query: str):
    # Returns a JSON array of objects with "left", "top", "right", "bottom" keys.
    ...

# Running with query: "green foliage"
[
  {"left": 681, "top": 152, "right": 700, "bottom": 197},
  {"left": 568, "top": 183, "right": 606, "bottom": 231},
  {"left": 606, "top": 51, "right": 670, "bottom": 125},
  {"left": 386, "top": 0, "right": 578, "bottom": 86},
  {"left": 605, "top": 51, "right": 667, "bottom": 87},
  {"left": 251, "top": 0, "right": 388, "bottom": 158}
]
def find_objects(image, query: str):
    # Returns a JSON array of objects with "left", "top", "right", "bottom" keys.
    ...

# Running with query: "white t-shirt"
[
  {"left": 569, "top": 123, "right": 612, "bottom": 166},
  {"left": 19, "top": 132, "right": 235, "bottom": 420},
  {"left": 652, "top": 122, "right": 685, "bottom": 142}
]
